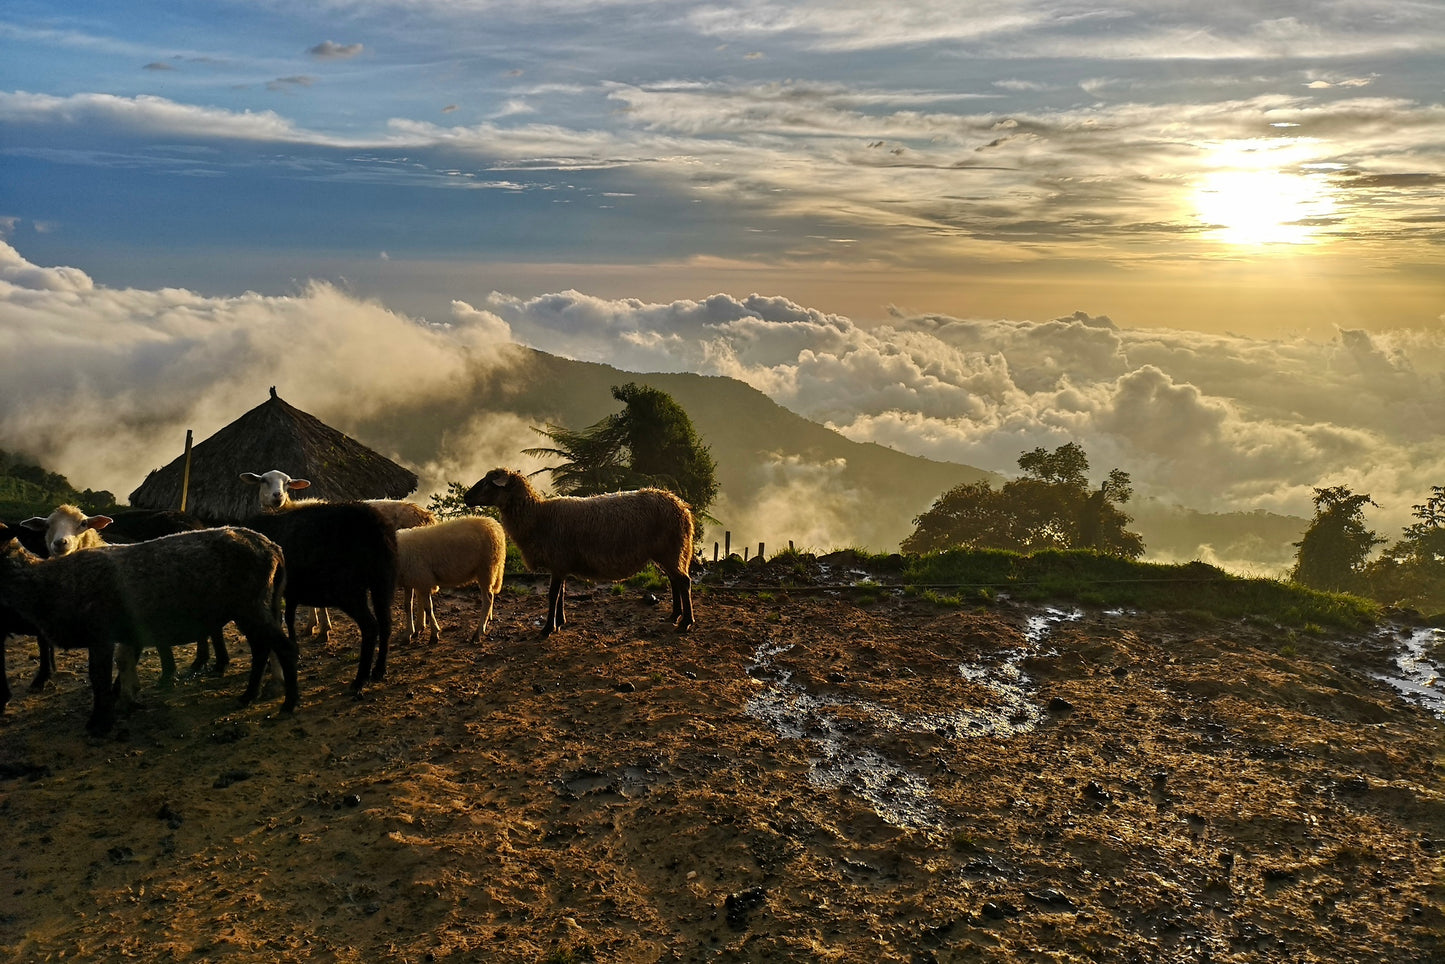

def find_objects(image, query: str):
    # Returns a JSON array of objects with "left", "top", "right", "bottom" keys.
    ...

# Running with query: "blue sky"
[
  {"left": 3, "top": 2, "right": 1445, "bottom": 559},
  {"left": 3, "top": 0, "right": 1442, "bottom": 332}
]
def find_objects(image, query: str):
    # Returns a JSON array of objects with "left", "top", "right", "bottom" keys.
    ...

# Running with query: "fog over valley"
[{"left": 3, "top": 241, "right": 1442, "bottom": 572}]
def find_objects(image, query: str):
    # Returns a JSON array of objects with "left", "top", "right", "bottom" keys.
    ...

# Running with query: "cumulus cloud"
[
  {"left": 0, "top": 243, "right": 523, "bottom": 505},
  {"left": 485, "top": 288, "right": 1445, "bottom": 535}
]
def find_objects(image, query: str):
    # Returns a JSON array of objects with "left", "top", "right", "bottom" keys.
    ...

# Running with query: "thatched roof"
[{"left": 129, "top": 388, "right": 419, "bottom": 523}]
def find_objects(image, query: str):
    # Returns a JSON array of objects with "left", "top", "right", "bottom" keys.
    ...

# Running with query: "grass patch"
[
  {"left": 903, "top": 548, "right": 1378, "bottom": 629},
  {"left": 621, "top": 565, "right": 669, "bottom": 593}
]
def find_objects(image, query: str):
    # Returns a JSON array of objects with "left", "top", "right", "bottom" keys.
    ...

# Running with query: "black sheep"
[
  {"left": 242, "top": 500, "right": 399, "bottom": 696},
  {"left": 0, "top": 525, "right": 297, "bottom": 735}
]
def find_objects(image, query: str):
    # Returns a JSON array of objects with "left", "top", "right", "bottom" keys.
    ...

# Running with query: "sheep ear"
[
  {"left": 288, "top": 479, "right": 312, "bottom": 491},
  {"left": 20, "top": 516, "right": 47, "bottom": 531},
  {"left": 492, "top": 474, "right": 510, "bottom": 488},
  {"left": 85, "top": 515, "right": 114, "bottom": 532},
  {"left": 240, "top": 473, "right": 263, "bottom": 485}
]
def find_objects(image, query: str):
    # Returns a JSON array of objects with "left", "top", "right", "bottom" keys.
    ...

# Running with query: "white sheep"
[
  {"left": 395, "top": 516, "right": 506, "bottom": 643},
  {"left": 239, "top": 470, "right": 435, "bottom": 527},
  {"left": 21, "top": 503, "right": 112, "bottom": 557},
  {"left": 240, "top": 469, "right": 433, "bottom": 637},
  {"left": 462, "top": 468, "right": 694, "bottom": 637}
]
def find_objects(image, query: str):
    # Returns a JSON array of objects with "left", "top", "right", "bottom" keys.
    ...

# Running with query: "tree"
[
  {"left": 1359, "top": 485, "right": 1445, "bottom": 613},
  {"left": 902, "top": 443, "right": 1143, "bottom": 558},
  {"left": 1290, "top": 485, "right": 1383, "bottom": 592},
  {"left": 427, "top": 481, "right": 487, "bottom": 520},
  {"left": 526, "top": 383, "right": 719, "bottom": 537}
]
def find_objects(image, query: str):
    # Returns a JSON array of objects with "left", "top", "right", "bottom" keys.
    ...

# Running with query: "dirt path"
[{"left": 2, "top": 578, "right": 1441, "bottom": 962}]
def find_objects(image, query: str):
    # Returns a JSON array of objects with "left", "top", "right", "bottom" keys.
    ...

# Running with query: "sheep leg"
[
  {"left": 213, "top": 631, "right": 230, "bottom": 674},
  {"left": 184, "top": 636, "right": 211, "bottom": 679},
  {"left": 542, "top": 574, "right": 567, "bottom": 636},
  {"left": 239, "top": 617, "right": 298, "bottom": 714},
  {"left": 29, "top": 634, "right": 56, "bottom": 692},
  {"left": 405, "top": 587, "right": 418, "bottom": 641},
  {"left": 350, "top": 601, "right": 382, "bottom": 694},
  {"left": 115, "top": 643, "right": 142, "bottom": 710},
  {"left": 425, "top": 587, "right": 441, "bottom": 644},
  {"left": 471, "top": 585, "right": 494, "bottom": 643},
  {"left": 184, "top": 629, "right": 229, "bottom": 680},
  {"left": 85, "top": 640, "right": 117, "bottom": 736},
  {"left": 670, "top": 572, "right": 695, "bottom": 631},
  {"left": 156, "top": 644, "right": 177, "bottom": 689},
  {"left": 374, "top": 583, "right": 393, "bottom": 680},
  {"left": 0, "top": 634, "right": 10, "bottom": 712}
]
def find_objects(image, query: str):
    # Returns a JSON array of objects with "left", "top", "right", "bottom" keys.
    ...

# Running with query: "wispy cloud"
[{"left": 308, "top": 40, "right": 364, "bottom": 59}]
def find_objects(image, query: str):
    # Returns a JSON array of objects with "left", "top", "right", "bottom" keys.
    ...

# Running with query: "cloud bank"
[
  {"left": 3, "top": 243, "right": 1441, "bottom": 559},
  {"left": 484, "top": 288, "right": 1445, "bottom": 536}
]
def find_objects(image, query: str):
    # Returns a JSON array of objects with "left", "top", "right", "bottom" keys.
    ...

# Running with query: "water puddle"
[
  {"left": 744, "top": 607, "right": 1084, "bottom": 831},
  {"left": 1371, "top": 626, "right": 1445, "bottom": 719}
]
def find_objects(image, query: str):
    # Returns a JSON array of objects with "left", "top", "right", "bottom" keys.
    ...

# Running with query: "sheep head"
[{"left": 240, "top": 469, "right": 312, "bottom": 510}]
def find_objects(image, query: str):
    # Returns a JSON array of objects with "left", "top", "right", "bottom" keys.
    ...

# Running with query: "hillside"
[
  {"left": 347, "top": 347, "right": 997, "bottom": 553},
  {"left": 1, "top": 564, "right": 1440, "bottom": 962}
]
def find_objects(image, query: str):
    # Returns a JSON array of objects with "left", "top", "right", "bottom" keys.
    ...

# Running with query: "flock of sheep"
[{"left": 0, "top": 467, "right": 697, "bottom": 736}]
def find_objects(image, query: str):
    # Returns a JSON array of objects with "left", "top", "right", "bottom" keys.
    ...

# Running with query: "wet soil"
[{"left": 1, "top": 562, "right": 1442, "bottom": 963}]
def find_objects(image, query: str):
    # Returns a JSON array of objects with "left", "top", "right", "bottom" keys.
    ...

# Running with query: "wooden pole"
[
  {"left": 713, "top": 542, "right": 719, "bottom": 562},
  {"left": 178, "top": 429, "right": 194, "bottom": 512},
  {"left": 724, "top": 531, "right": 731, "bottom": 558},
  {"left": 758, "top": 541, "right": 765, "bottom": 560}
]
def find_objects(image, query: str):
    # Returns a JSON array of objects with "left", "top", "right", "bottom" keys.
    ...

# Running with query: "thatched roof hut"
[{"left": 129, "top": 388, "right": 419, "bottom": 523}]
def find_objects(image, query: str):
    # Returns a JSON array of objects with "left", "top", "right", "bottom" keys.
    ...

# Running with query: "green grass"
[{"left": 903, "top": 548, "right": 1379, "bottom": 629}]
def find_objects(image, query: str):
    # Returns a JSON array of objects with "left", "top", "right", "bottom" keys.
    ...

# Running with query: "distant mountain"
[
  {"left": 1128, "top": 500, "right": 1305, "bottom": 576},
  {"left": 348, "top": 347, "right": 998, "bottom": 553},
  {"left": 343, "top": 348, "right": 1308, "bottom": 565}
]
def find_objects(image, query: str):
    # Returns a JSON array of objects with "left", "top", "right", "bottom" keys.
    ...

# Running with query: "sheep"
[
  {"left": 21, "top": 502, "right": 112, "bottom": 558},
  {"left": 0, "top": 521, "right": 49, "bottom": 713},
  {"left": 0, "top": 525, "right": 297, "bottom": 735},
  {"left": 20, "top": 505, "right": 226, "bottom": 685},
  {"left": 239, "top": 493, "right": 399, "bottom": 696},
  {"left": 395, "top": 516, "right": 506, "bottom": 643},
  {"left": 239, "top": 469, "right": 435, "bottom": 528},
  {"left": 240, "top": 469, "right": 433, "bottom": 638},
  {"left": 462, "top": 468, "right": 694, "bottom": 637}
]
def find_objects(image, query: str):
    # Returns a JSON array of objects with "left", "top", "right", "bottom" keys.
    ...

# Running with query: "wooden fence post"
[{"left": 178, "top": 429, "right": 194, "bottom": 512}]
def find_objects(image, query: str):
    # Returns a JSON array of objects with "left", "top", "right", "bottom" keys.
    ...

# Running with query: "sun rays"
[{"left": 1192, "top": 167, "right": 1339, "bottom": 247}]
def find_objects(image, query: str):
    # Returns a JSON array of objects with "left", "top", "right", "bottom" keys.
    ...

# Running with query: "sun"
[{"left": 1192, "top": 169, "right": 1337, "bottom": 246}]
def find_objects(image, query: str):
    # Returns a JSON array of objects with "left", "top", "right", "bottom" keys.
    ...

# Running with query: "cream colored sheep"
[
  {"left": 395, "top": 516, "right": 506, "bottom": 643},
  {"left": 21, "top": 504, "right": 112, "bottom": 557}
]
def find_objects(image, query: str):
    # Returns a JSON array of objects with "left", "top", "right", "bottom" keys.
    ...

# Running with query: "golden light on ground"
[{"left": 1193, "top": 169, "right": 1338, "bottom": 246}]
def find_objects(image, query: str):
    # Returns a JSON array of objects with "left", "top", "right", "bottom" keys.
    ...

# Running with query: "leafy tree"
[
  {"left": 1289, "top": 485, "right": 1383, "bottom": 592},
  {"left": 526, "top": 383, "right": 718, "bottom": 537},
  {"left": 427, "top": 481, "right": 487, "bottom": 520},
  {"left": 1359, "top": 485, "right": 1445, "bottom": 613},
  {"left": 0, "top": 449, "right": 116, "bottom": 517},
  {"left": 903, "top": 443, "right": 1143, "bottom": 558}
]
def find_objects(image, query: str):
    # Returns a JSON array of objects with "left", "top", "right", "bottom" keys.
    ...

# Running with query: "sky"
[{"left": 2, "top": 2, "right": 1444, "bottom": 561}]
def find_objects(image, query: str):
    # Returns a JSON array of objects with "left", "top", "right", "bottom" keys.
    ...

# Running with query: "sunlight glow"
[{"left": 1193, "top": 169, "right": 1338, "bottom": 246}]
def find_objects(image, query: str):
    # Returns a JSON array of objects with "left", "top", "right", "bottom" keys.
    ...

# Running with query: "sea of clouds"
[{"left": 3, "top": 241, "right": 1443, "bottom": 558}]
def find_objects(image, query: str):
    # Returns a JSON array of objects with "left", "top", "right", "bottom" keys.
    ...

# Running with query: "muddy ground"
[{"left": 1, "top": 557, "right": 1442, "bottom": 963}]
